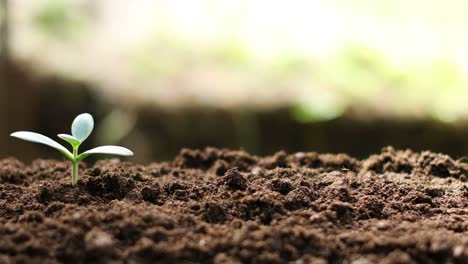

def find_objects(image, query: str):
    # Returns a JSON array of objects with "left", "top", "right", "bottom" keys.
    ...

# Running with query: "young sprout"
[{"left": 11, "top": 113, "right": 134, "bottom": 186}]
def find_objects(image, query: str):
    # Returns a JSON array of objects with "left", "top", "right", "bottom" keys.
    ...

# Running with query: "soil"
[{"left": 0, "top": 147, "right": 466, "bottom": 264}]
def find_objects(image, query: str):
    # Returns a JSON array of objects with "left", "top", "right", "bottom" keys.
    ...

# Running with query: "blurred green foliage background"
[
  {"left": 8, "top": 0, "right": 468, "bottom": 120},
  {"left": 2, "top": 0, "right": 468, "bottom": 161}
]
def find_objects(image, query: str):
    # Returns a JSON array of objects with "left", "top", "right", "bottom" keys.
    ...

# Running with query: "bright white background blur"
[{"left": 6, "top": 0, "right": 468, "bottom": 121}]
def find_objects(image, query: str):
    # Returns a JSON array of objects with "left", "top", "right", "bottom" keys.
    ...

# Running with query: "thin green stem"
[
  {"left": 71, "top": 147, "right": 79, "bottom": 186},
  {"left": 71, "top": 161, "right": 78, "bottom": 186}
]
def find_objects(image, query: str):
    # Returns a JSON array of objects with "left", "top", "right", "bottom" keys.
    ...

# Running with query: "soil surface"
[{"left": 0, "top": 147, "right": 467, "bottom": 264}]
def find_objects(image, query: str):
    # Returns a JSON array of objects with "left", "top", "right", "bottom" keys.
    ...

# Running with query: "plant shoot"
[{"left": 11, "top": 113, "right": 134, "bottom": 186}]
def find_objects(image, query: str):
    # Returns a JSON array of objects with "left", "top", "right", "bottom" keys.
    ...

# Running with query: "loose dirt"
[{"left": 0, "top": 147, "right": 466, "bottom": 263}]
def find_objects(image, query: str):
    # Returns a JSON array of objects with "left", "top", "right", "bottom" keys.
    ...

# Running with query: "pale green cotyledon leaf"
[
  {"left": 11, "top": 131, "right": 73, "bottom": 160},
  {"left": 58, "top": 134, "right": 81, "bottom": 149},
  {"left": 76, "top": 146, "right": 134, "bottom": 162},
  {"left": 71, "top": 113, "right": 94, "bottom": 142}
]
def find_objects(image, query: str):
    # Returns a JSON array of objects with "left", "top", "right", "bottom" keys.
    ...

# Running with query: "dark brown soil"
[{"left": 0, "top": 147, "right": 466, "bottom": 263}]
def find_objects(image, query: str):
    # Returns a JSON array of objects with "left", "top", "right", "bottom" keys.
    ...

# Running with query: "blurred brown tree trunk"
[
  {"left": 0, "top": 0, "right": 10, "bottom": 158},
  {"left": 0, "top": 0, "right": 37, "bottom": 160}
]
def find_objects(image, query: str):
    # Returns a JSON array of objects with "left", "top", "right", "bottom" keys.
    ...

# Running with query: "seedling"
[{"left": 11, "top": 113, "right": 134, "bottom": 186}]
